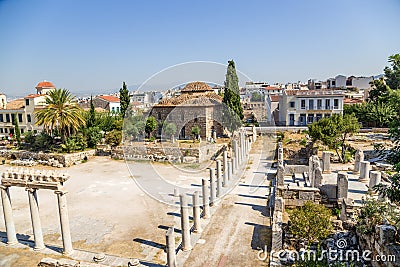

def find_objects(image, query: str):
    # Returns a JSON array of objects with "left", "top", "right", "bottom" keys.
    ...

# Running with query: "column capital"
[
  {"left": 26, "top": 187, "right": 37, "bottom": 193},
  {"left": 0, "top": 184, "right": 9, "bottom": 190},
  {"left": 54, "top": 189, "right": 68, "bottom": 196}
]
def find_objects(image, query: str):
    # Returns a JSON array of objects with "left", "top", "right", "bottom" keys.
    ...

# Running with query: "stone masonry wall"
[{"left": 0, "top": 149, "right": 96, "bottom": 167}]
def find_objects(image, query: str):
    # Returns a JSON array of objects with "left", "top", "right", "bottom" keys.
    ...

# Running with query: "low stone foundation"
[
  {"left": 0, "top": 149, "right": 96, "bottom": 167},
  {"left": 111, "top": 144, "right": 217, "bottom": 163}
]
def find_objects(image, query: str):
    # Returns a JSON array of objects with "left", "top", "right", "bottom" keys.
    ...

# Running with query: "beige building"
[
  {"left": 0, "top": 81, "right": 55, "bottom": 137},
  {"left": 278, "top": 89, "right": 344, "bottom": 126},
  {"left": 150, "top": 81, "right": 224, "bottom": 139}
]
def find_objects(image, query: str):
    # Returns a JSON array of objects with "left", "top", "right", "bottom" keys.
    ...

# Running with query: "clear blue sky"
[{"left": 0, "top": 0, "right": 399, "bottom": 96}]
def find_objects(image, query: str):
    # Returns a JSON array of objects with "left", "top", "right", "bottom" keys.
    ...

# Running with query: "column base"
[
  {"left": 358, "top": 178, "right": 368, "bottom": 183},
  {"left": 33, "top": 245, "right": 46, "bottom": 251},
  {"left": 62, "top": 249, "right": 74, "bottom": 256},
  {"left": 193, "top": 229, "right": 203, "bottom": 234},
  {"left": 181, "top": 246, "right": 192, "bottom": 251},
  {"left": 6, "top": 240, "right": 18, "bottom": 246}
]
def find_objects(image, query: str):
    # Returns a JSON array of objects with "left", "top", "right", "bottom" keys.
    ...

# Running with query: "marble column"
[
  {"left": 232, "top": 156, "right": 237, "bottom": 174},
  {"left": 201, "top": 179, "right": 210, "bottom": 219},
  {"left": 0, "top": 185, "right": 18, "bottom": 245},
  {"left": 223, "top": 150, "right": 228, "bottom": 183},
  {"left": 359, "top": 161, "right": 370, "bottom": 182},
  {"left": 322, "top": 151, "right": 331, "bottom": 174},
  {"left": 337, "top": 172, "right": 348, "bottom": 200},
  {"left": 216, "top": 160, "right": 222, "bottom": 181},
  {"left": 369, "top": 171, "right": 382, "bottom": 195},
  {"left": 354, "top": 150, "right": 364, "bottom": 174},
  {"left": 179, "top": 194, "right": 192, "bottom": 251},
  {"left": 216, "top": 171, "right": 222, "bottom": 198},
  {"left": 166, "top": 227, "right": 176, "bottom": 267},
  {"left": 209, "top": 168, "right": 216, "bottom": 206},
  {"left": 227, "top": 160, "right": 232, "bottom": 181},
  {"left": 55, "top": 190, "right": 73, "bottom": 255},
  {"left": 192, "top": 191, "right": 202, "bottom": 233},
  {"left": 27, "top": 188, "right": 45, "bottom": 250}
]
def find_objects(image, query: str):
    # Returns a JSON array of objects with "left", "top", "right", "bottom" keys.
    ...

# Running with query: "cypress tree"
[
  {"left": 87, "top": 95, "right": 96, "bottom": 128},
  {"left": 119, "top": 82, "right": 130, "bottom": 118},
  {"left": 222, "top": 60, "right": 243, "bottom": 132},
  {"left": 13, "top": 114, "right": 21, "bottom": 147}
]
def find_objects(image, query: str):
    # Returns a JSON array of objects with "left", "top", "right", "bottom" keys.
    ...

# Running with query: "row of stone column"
[
  {"left": 166, "top": 132, "right": 252, "bottom": 266},
  {"left": 337, "top": 170, "right": 383, "bottom": 200},
  {"left": 0, "top": 186, "right": 73, "bottom": 255}
]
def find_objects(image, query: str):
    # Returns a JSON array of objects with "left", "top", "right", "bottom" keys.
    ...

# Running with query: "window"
[
  {"left": 116, "top": 107, "right": 120, "bottom": 113},
  {"left": 0, "top": 114, "right": 3, "bottom": 122},
  {"left": 325, "top": 99, "right": 331, "bottom": 109},
  {"left": 18, "top": 114, "right": 22, "bottom": 123},
  {"left": 309, "top": 99, "right": 314, "bottom": 110},
  {"left": 27, "top": 114, "right": 31, "bottom": 123},
  {"left": 300, "top": 99, "right": 306, "bottom": 109},
  {"left": 11, "top": 114, "right": 15, "bottom": 122},
  {"left": 4, "top": 128, "right": 7, "bottom": 133},
  {"left": 0, "top": 128, "right": 2, "bottom": 133},
  {"left": 317, "top": 99, "right": 322, "bottom": 109},
  {"left": 289, "top": 101, "right": 295, "bottom": 108},
  {"left": 307, "top": 115, "right": 314, "bottom": 124},
  {"left": 21, "top": 129, "right": 24, "bottom": 134},
  {"left": 112, "top": 107, "right": 115, "bottom": 112},
  {"left": 316, "top": 114, "right": 322, "bottom": 121},
  {"left": 25, "top": 99, "right": 30, "bottom": 106},
  {"left": 334, "top": 99, "right": 339, "bottom": 109},
  {"left": 5, "top": 114, "right": 10, "bottom": 122}
]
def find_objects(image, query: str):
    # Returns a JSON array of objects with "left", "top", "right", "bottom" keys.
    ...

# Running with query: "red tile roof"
[
  {"left": 3, "top": 99, "right": 25, "bottom": 110},
  {"left": 98, "top": 95, "right": 120, "bottom": 103},
  {"left": 25, "top": 94, "right": 42, "bottom": 99},
  {"left": 264, "top": 86, "right": 281, "bottom": 91},
  {"left": 269, "top": 95, "right": 280, "bottom": 102},
  {"left": 344, "top": 98, "right": 363, "bottom": 104},
  {"left": 36, "top": 81, "right": 55, "bottom": 88}
]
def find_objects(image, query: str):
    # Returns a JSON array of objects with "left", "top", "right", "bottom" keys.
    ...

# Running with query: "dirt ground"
[{"left": 0, "top": 156, "right": 211, "bottom": 266}]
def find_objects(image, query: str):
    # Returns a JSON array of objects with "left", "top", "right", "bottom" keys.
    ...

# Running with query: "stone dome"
[{"left": 181, "top": 81, "right": 213, "bottom": 93}]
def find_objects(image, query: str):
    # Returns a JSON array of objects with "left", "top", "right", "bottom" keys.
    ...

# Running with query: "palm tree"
[{"left": 35, "top": 88, "right": 86, "bottom": 141}]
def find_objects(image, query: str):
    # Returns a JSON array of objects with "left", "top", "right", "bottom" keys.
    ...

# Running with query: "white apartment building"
[
  {"left": 0, "top": 81, "right": 53, "bottom": 137},
  {"left": 278, "top": 89, "right": 344, "bottom": 126}
]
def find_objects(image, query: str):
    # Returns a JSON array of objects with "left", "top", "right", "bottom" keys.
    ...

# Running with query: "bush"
[
  {"left": 289, "top": 201, "right": 333, "bottom": 245},
  {"left": 85, "top": 126, "right": 102, "bottom": 148},
  {"left": 105, "top": 130, "right": 122, "bottom": 147}
]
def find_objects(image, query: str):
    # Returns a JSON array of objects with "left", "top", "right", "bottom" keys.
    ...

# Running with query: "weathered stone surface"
[
  {"left": 322, "top": 151, "right": 331, "bottom": 174},
  {"left": 337, "top": 172, "right": 348, "bottom": 200},
  {"left": 354, "top": 149, "right": 364, "bottom": 173},
  {"left": 379, "top": 225, "right": 396, "bottom": 245}
]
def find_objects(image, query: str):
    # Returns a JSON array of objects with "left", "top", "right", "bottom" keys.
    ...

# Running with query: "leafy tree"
[
  {"left": 368, "top": 78, "right": 391, "bottom": 103},
  {"left": 23, "top": 131, "right": 36, "bottom": 146},
  {"left": 33, "top": 132, "right": 54, "bottom": 151},
  {"left": 289, "top": 201, "right": 333, "bottom": 244},
  {"left": 250, "top": 91, "right": 263, "bottom": 102},
  {"left": 34, "top": 88, "right": 85, "bottom": 142},
  {"left": 13, "top": 114, "right": 21, "bottom": 147},
  {"left": 191, "top": 125, "right": 200, "bottom": 140},
  {"left": 307, "top": 114, "right": 359, "bottom": 163},
  {"left": 119, "top": 81, "right": 130, "bottom": 118},
  {"left": 87, "top": 95, "right": 96, "bottom": 128},
  {"left": 365, "top": 101, "right": 396, "bottom": 127},
  {"left": 145, "top": 116, "right": 157, "bottom": 138},
  {"left": 105, "top": 129, "right": 122, "bottom": 147},
  {"left": 223, "top": 60, "right": 243, "bottom": 132},
  {"left": 163, "top": 122, "right": 177, "bottom": 139},
  {"left": 85, "top": 126, "right": 102, "bottom": 148},
  {"left": 384, "top": 54, "right": 400, "bottom": 90}
]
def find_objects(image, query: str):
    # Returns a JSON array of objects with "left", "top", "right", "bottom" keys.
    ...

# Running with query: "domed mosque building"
[{"left": 150, "top": 81, "right": 224, "bottom": 139}]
